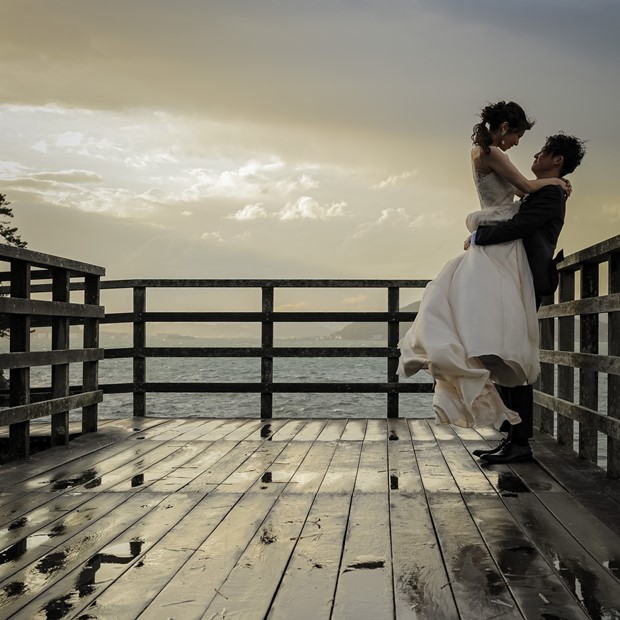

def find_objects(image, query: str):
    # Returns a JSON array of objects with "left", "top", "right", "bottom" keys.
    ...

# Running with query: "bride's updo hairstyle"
[{"left": 472, "top": 101, "right": 535, "bottom": 154}]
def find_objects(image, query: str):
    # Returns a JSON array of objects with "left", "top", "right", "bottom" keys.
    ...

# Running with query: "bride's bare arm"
[{"left": 484, "top": 146, "right": 568, "bottom": 195}]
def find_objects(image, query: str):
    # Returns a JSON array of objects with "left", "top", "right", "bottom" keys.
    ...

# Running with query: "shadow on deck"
[{"left": 1, "top": 417, "right": 620, "bottom": 619}]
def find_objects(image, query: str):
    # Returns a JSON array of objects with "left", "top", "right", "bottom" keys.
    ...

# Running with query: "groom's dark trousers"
[{"left": 475, "top": 184, "right": 567, "bottom": 441}]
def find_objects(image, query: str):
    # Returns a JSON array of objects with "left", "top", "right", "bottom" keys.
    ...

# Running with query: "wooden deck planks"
[
  {"left": 498, "top": 491, "right": 620, "bottom": 618},
  {"left": 0, "top": 417, "right": 173, "bottom": 490},
  {"left": 1, "top": 417, "right": 620, "bottom": 619},
  {"left": 340, "top": 418, "right": 367, "bottom": 441},
  {"left": 412, "top": 421, "right": 521, "bottom": 618},
  {"left": 0, "top": 420, "right": 192, "bottom": 528},
  {"left": 443, "top": 427, "right": 590, "bottom": 618},
  {"left": 388, "top": 419, "right": 459, "bottom": 619},
  {"left": 12, "top": 491, "right": 209, "bottom": 619},
  {"left": 0, "top": 490, "right": 168, "bottom": 617},
  {"left": 331, "top": 430, "right": 394, "bottom": 619},
  {"left": 452, "top": 423, "right": 620, "bottom": 618},
  {"left": 200, "top": 441, "right": 340, "bottom": 619},
  {"left": 463, "top": 494, "right": 590, "bottom": 619},
  {"left": 64, "top": 492, "right": 243, "bottom": 619},
  {"left": 267, "top": 440, "right": 362, "bottom": 620},
  {"left": 137, "top": 440, "right": 319, "bottom": 618}
]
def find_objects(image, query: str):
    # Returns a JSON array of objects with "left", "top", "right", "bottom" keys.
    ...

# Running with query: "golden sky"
[{"left": 1, "top": 1, "right": 618, "bottom": 311}]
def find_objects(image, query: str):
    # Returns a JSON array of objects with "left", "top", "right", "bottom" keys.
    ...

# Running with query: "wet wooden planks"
[{"left": 0, "top": 418, "right": 619, "bottom": 618}]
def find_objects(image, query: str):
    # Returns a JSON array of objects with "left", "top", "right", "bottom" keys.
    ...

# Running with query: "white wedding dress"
[{"left": 397, "top": 161, "right": 540, "bottom": 428}]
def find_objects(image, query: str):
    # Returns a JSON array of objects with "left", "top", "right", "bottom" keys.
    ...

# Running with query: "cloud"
[
  {"left": 372, "top": 170, "right": 418, "bottom": 189},
  {"left": 275, "top": 173, "right": 320, "bottom": 194},
  {"left": 602, "top": 204, "right": 620, "bottom": 221},
  {"left": 226, "top": 197, "right": 348, "bottom": 222},
  {"left": 0, "top": 161, "right": 25, "bottom": 176},
  {"left": 275, "top": 301, "right": 308, "bottom": 311},
  {"left": 32, "top": 140, "right": 48, "bottom": 153},
  {"left": 177, "top": 160, "right": 326, "bottom": 203},
  {"left": 0, "top": 171, "right": 155, "bottom": 218},
  {"left": 72, "top": 136, "right": 179, "bottom": 170},
  {"left": 353, "top": 207, "right": 451, "bottom": 240},
  {"left": 341, "top": 294, "right": 367, "bottom": 306},
  {"left": 56, "top": 131, "right": 84, "bottom": 148},
  {"left": 28, "top": 170, "right": 103, "bottom": 183},
  {"left": 200, "top": 231, "right": 224, "bottom": 242},
  {"left": 416, "top": 0, "right": 620, "bottom": 65},
  {"left": 353, "top": 208, "right": 411, "bottom": 239},
  {"left": 277, "top": 197, "right": 349, "bottom": 221},
  {"left": 226, "top": 203, "right": 269, "bottom": 221}
]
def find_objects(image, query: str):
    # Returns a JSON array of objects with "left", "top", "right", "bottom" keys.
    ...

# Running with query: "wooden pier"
[
  {"left": 1, "top": 237, "right": 619, "bottom": 618},
  {"left": 1, "top": 416, "right": 620, "bottom": 619}
]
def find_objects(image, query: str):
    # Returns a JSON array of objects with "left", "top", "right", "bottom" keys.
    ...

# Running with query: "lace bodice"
[
  {"left": 465, "top": 154, "right": 519, "bottom": 232},
  {"left": 474, "top": 169, "right": 517, "bottom": 210}
]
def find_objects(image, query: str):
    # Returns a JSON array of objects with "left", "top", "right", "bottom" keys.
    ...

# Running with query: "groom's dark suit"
[{"left": 474, "top": 184, "right": 567, "bottom": 443}]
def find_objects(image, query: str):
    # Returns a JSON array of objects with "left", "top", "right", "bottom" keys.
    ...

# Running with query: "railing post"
[
  {"left": 133, "top": 286, "right": 146, "bottom": 417},
  {"left": 51, "top": 268, "right": 71, "bottom": 445},
  {"left": 83, "top": 274, "right": 101, "bottom": 433},
  {"left": 557, "top": 270, "right": 575, "bottom": 448},
  {"left": 261, "top": 286, "right": 274, "bottom": 419},
  {"left": 387, "top": 286, "right": 399, "bottom": 419},
  {"left": 579, "top": 263, "right": 598, "bottom": 463},
  {"left": 537, "top": 295, "right": 555, "bottom": 435},
  {"left": 9, "top": 260, "right": 31, "bottom": 460},
  {"left": 608, "top": 251, "right": 620, "bottom": 478}
]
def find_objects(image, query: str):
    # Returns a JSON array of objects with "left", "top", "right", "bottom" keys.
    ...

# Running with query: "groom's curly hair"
[{"left": 544, "top": 133, "right": 587, "bottom": 176}]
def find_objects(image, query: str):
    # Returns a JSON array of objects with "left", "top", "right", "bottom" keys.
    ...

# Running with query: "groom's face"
[{"left": 531, "top": 148, "right": 559, "bottom": 177}]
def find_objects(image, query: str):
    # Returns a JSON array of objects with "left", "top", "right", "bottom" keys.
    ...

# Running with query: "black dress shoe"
[
  {"left": 472, "top": 436, "right": 510, "bottom": 457},
  {"left": 480, "top": 442, "right": 533, "bottom": 463}
]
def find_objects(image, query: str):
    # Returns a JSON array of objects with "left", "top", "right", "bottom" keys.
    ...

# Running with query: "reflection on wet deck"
[{"left": 1, "top": 416, "right": 620, "bottom": 619}]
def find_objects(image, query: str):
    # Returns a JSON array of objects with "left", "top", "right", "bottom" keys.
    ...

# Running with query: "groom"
[{"left": 468, "top": 133, "right": 586, "bottom": 463}]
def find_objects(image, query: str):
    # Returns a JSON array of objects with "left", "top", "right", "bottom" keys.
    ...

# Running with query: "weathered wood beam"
[
  {"left": 0, "top": 243, "right": 105, "bottom": 275},
  {"left": 0, "top": 391, "right": 103, "bottom": 426},
  {"left": 0, "top": 297, "right": 104, "bottom": 318},
  {"left": 0, "top": 348, "right": 104, "bottom": 369}
]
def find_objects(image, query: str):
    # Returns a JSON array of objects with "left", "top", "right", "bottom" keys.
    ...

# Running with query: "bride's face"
[{"left": 499, "top": 128, "right": 525, "bottom": 152}]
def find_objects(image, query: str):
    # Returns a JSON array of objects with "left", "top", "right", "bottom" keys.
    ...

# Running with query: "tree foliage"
[
  {"left": 0, "top": 194, "right": 27, "bottom": 248},
  {"left": 1, "top": 193, "right": 27, "bottom": 343}
]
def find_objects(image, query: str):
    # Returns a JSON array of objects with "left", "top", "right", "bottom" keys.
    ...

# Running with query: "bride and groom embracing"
[{"left": 398, "top": 101, "right": 586, "bottom": 463}]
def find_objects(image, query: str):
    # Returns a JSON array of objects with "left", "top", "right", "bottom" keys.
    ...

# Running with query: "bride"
[{"left": 398, "top": 101, "right": 568, "bottom": 429}]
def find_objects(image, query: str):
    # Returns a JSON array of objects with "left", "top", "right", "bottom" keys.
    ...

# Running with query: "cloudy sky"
[{"left": 1, "top": 0, "right": 618, "bottom": 314}]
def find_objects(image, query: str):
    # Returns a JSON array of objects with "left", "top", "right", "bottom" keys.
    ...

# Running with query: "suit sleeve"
[{"left": 474, "top": 185, "right": 565, "bottom": 246}]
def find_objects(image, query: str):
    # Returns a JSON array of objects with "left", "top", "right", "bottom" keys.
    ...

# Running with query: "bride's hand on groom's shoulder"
[{"left": 556, "top": 177, "right": 572, "bottom": 197}]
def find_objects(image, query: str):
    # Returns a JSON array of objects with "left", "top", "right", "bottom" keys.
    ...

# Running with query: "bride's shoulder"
[{"left": 486, "top": 145, "right": 509, "bottom": 160}]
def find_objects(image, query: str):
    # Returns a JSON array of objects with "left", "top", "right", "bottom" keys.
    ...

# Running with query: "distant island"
[{"left": 330, "top": 301, "right": 420, "bottom": 340}]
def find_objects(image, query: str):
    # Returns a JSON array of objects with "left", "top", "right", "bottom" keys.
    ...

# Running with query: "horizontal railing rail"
[
  {"left": 534, "top": 233, "right": 620, "bottom": 478},
  {"left": 0, "top": 243, "right": 104, "bottom": 461}
]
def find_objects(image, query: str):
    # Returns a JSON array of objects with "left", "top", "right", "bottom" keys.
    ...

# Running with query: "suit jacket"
[{"left": 474, "top": 184, "right": 566, "bottom": 300}]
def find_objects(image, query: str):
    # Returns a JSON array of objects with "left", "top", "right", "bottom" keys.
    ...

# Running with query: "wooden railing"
[
  {"left": 0, "top": 244, "right": 105, "bottom": 460},
  {"left": 98, "top": 279, "right": 432, "bottom": 419},
  {"left": 2, "top": 234, "right": 617, "bottom": 474},
  {"left": 535, "top": 234, "right": 620, "bottom": 477}
]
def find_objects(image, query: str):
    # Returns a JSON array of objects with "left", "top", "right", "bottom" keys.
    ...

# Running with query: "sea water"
[{"left": 92, "top": 336, "right": 435, "bottom": 420}]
